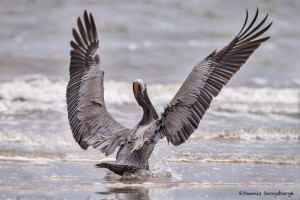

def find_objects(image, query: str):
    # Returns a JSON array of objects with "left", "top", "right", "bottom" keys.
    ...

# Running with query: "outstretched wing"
[
  {"left": 66, "top": 11, "right": 130, "bottom": 156},
  {"left": 154, "top": 8, "right": 272, "bottom": 146}
]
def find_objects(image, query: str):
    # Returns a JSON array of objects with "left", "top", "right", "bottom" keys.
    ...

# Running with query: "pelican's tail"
[{"left": 95, "top": 162, "right": 147, "bottom": 176}]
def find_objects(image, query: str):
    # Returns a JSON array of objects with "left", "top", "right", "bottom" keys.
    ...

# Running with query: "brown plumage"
[{"left": 66, "top": 8, "right": 272, "bottom": 175}]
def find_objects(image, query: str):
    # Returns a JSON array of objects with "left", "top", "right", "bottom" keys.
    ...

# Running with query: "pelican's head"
[{"left": 133, "top": 79, "right": 158, "bottom": 121}]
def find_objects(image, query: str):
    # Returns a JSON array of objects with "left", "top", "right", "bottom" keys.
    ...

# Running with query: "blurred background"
[
  {"left": 0, "top": 0, "right": 299, "bottom": 131},
  {"left": 0, "top": 0, "right": 299, "bottom": 87}
]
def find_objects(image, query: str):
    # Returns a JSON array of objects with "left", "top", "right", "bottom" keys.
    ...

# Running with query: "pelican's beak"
[{"left": 133, "top": 81, "right": 140, "bottom": 98}]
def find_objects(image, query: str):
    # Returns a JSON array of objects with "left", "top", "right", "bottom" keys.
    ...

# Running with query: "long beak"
[{"left": 144, "top": 92, "right": 159, "bottom": 120}]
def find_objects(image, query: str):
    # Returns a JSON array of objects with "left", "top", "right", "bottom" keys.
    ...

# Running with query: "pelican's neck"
[
  {"left": 133, "top": 79, "right": 158, "bottom": 126},
  {"left": 139, "top": 104, "right": 155, "bottom": 126},
  {"left": 138, "top": 93, "right": 158, "bottom": 126}
]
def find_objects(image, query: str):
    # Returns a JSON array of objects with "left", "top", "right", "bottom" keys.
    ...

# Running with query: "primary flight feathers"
[{"left": 155, "top": 8, "right": 272, "bottom": 146}]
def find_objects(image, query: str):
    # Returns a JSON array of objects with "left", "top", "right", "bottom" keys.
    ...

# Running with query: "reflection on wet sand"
[{"left": 96, "top": 187, "right": 149, "bottom": 200}]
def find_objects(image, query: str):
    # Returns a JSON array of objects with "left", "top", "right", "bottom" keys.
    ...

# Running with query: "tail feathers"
[{"left": 95, "top": 162, "right": 147, "bottom": 176}]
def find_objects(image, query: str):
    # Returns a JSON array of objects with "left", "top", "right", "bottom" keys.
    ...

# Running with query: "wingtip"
[
  {"left": 84, "top": 9, "right": 88, "bottom": 16},
  {"left": 237, "top": 8, "right": 249, "bottom": 37},
  {"left": 72, "top": 28, "right": 77, "bottom": 38},
  {"left": 269, "top": 21, "right": 273, "bottom": 27},
  {"left": 83, "top": 10, "right": 89, "bottom": 23},
  {"left": 254, "top": 6, "right": 259, "bottom": 17}
]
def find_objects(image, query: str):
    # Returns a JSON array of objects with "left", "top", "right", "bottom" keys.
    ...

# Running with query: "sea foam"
[{"left": 0, "top": 78, "right": 299, "bottom": 116}]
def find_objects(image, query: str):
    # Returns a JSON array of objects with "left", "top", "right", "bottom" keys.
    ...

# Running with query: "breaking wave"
[
  {"left": 167, "top": 152, "right": 300, "bottom": 165},
  {"left": 0, "top": 130, "right": 75, "bottom": 151},
  {"left": 192, "top": 128, "right": 300, "bottom": 141},
  {"left": 0, "top": 128, "right": 298, "bottom": 153},
  {"left": 0, "top": 77, "right": 299, "bottom": 117}
]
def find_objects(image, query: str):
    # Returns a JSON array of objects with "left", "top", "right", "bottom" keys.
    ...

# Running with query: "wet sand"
[
  {"left": 1, "top": 160, "right": 299, "bottom": 199},
  {"left": 1, "top": 132, "right": 299, "bottom": 200}
]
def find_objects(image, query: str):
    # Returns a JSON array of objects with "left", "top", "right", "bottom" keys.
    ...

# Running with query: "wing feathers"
[
  {"left": 77, "top": 17, "right": 89, "bottom": 46},
  {"left": 89, "top": 13, "right": 98, "bottom": 42},
  {"left": 237, "top": 9, "right": 248, "bottom": 37},
  {"left": 67, "top": 11, "right": 129, "bottom": 155},
  {"left": 72, "top": 29, "right": 87, "bottom": 50},
  {"left": 154, "top": 8, "right": 272, "bottom": 146},
  {"left": 238, "top": 7, "right": 258, "bottom": 38},
  {"left": 83, "top": 11, "right": 92, "bottom": 42},
  {"left": 240, "top": 15, "right": 269, "bottom": 41}
]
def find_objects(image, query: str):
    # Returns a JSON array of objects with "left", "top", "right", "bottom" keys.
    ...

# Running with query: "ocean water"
[{"left": 0, "top": 0, "right": 299, "bottom": 199}]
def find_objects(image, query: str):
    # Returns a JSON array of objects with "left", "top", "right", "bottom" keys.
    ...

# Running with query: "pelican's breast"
[{"left": 132, "top": 123, "right": 153, "bottom": 151}]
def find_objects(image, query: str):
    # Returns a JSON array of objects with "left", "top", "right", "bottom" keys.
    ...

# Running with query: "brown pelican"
[{"left": 66, "top": 8, "right": 272, "bottom": 175}]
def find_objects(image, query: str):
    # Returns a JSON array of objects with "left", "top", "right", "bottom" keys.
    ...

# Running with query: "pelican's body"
[
  {"left": 66, "top": 9, "right": 272, "bottom": 175},
  {"left": 97, "top": 79, "right": 160, "bottom": 175}
]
